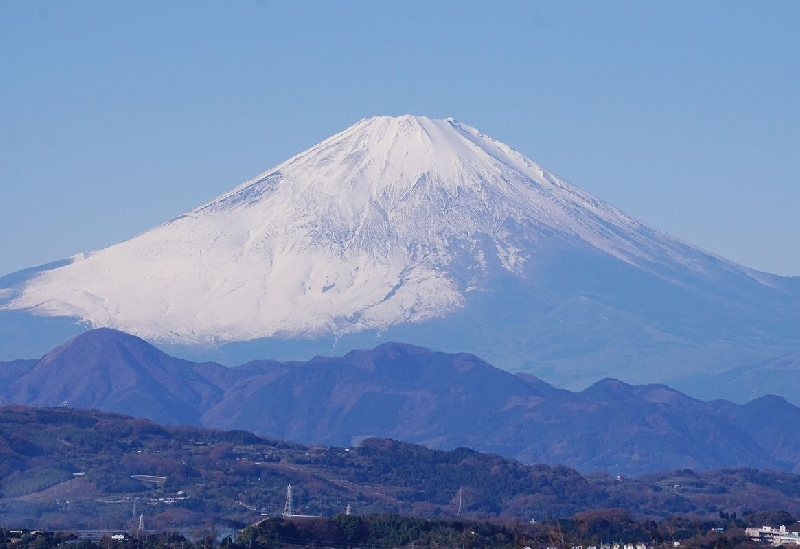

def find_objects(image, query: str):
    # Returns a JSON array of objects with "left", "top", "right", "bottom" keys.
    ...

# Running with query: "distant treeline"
[{"left": 2, "top": 510, "right": 799, "bottom": 549}]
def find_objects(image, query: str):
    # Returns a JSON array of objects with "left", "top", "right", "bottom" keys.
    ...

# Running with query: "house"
[{"left": 745, "top": 525, "right": 800, "bottom": 546}]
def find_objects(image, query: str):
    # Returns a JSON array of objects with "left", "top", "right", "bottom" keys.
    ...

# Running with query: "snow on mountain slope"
[{"left": 0, "top": 116, "right": 786, "bottom": 346}]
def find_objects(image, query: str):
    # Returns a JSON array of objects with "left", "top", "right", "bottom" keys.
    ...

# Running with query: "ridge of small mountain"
[
  {"left": 6, "top": 328, "right": 228, "bottom": 425},
  {"left": 1, "top": 328, "right": 799, "bottom": 475}
]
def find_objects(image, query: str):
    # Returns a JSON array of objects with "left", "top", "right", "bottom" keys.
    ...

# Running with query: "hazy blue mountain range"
[
  {"left": 2, "top": 328, "right": 799, "bottom": 475},
  {"left": 1, "top": 116, "right": 799, "bottom": 404}
]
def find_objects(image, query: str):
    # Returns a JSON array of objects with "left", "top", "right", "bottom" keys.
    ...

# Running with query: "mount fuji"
[{"left": 2, "top": 115, "right": 799, "bottom": 398}]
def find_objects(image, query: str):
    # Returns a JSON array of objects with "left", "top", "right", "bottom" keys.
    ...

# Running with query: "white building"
[{"left": 745, "top": 525, "right": 800, "bottom": 546}]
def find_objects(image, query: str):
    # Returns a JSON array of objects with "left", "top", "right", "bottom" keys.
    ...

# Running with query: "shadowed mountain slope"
[
  {"left": 2, "top": 329, "right": 799, "bottom": 475},
  {"left": 4, "top": 329, "right": 227, "bottom": 425}
]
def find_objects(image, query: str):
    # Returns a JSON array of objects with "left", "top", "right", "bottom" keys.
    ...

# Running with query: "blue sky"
[{"left": 1, "top": 1, "right": 798, "bottom": 276}]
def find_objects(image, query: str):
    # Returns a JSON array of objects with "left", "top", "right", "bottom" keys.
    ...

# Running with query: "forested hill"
[{"left": 2, "top": 406, "right": 800, "bottom": 532}]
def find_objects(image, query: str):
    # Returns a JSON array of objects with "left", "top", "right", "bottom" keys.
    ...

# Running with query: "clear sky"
[{"left": 1, "top": 1, "right": 798, "bottom": 277}]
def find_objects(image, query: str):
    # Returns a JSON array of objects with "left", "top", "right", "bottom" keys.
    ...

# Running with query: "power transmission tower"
[
  {"left": 137, "top": 513, "right": 145, "bottom": 541},
  {"left": 282, "top": 484, "right": 294, "bottom": 517}
]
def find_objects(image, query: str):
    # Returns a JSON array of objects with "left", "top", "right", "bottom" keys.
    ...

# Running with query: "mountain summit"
[
  {"left": 2, "top": 115, "right": 799, "bottom": 395},
  {"left": 3, "top": 116, "right": 686, "bottom": 341}
]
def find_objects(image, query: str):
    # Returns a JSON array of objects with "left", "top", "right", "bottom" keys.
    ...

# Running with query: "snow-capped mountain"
[{"left": 2, "top": 116, "right": 799, "bottom": 396}]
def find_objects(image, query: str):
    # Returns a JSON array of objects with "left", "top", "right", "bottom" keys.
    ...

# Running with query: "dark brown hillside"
[{"left": 3, "top": 406, "right": 800, "bottom": 531}]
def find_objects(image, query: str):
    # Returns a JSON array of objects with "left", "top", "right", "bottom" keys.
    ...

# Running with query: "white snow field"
[{"left": 1, "top": 116, "right": 784, "bottom": 346}]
